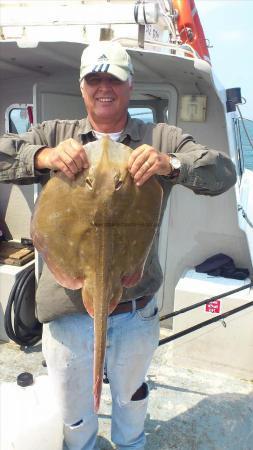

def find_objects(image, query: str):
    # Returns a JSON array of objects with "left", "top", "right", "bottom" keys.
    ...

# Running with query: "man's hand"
[
  {"left": 128, "top": 144, "right": 172, "bottom": 186},
  {"left": 34, "top": 138, "right": 89, "bottom": 179}
]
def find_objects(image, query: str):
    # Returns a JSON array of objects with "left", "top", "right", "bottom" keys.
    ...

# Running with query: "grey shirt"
[{"left": 0, "top": 116, "right": 236, "bottom": 322}]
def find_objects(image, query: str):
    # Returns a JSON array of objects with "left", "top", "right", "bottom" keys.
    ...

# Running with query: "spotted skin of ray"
[{"left": 31, "top": 136, "right": 163, "bottom": 412}]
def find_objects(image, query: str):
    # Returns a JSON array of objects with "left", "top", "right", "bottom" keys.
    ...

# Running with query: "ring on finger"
[{"left": 144, "top": 160, "right": 151, "bottom": 169}]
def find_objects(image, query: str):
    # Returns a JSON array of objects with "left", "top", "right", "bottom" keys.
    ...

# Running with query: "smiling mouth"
[{"left": 96, "top": 98, "right": 114, "bottom": 103}]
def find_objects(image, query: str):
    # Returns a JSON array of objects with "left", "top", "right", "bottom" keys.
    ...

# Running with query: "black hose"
[{"left": 4, "top": 265, "right": 42, "bottom": 347}]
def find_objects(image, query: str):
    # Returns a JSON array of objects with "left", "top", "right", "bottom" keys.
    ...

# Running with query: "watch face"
[
  {"left": 171, "top": 156, "right": 181, "bottom": 170},
  {"left": 169, "top": 155, "right": 181, "bottom": 179}
]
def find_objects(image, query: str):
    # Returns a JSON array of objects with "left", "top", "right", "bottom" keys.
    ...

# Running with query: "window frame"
[{"left": 5, "top": 103, "right": 33, "bottom": 133}]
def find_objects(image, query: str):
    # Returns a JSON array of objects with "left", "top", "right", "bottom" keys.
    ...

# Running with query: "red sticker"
[{"left": 205, "top": 300, "right": 221, "bottom": 313}]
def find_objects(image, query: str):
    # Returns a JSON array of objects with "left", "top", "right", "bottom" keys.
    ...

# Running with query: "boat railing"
[{"left": 110, "top": 36, "right": 198, "bottom": 62}]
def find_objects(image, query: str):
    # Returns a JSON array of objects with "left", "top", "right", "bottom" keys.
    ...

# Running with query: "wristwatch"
[{"left": 168, "top": 154, "right": 181, "bottom": 179}]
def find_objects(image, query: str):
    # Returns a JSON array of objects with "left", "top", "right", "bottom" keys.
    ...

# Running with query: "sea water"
[{"left": 240, "top": 118, "right": 253, "bottom": 171}]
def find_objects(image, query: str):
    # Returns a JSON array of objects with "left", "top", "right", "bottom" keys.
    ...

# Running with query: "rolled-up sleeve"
[
  {"left": 156, "top": 124, "right": 237, "bottom": 196},
  {"left": 0, "top": 126, "right": 50, "bottom": 183},
  {"left": 173, "top": 139, "right": 237, "bottom": 195}
]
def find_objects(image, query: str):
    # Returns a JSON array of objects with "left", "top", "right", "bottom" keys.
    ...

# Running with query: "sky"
[{"left": 195, "top": 0, "right": 253, "bottom": 120}]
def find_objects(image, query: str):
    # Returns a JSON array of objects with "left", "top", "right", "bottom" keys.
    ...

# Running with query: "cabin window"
[
  {"left": 6, "top": 104, "right": 33, "bottom": 134},
  {"left": 239, "top": 118, "right": 253, "bottom": 172},
  {"left": 128, "top": 107, "right": 154, "bottom": 123}
]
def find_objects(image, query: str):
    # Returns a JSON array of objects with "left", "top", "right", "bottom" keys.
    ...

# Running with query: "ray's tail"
[
  {"left": 82, "top": 278, "right": 109, "bottom": 413},
  {"left": 89, "top": 220, "right": 118, "bottom": 413},
  {"left": 93, "top": 293, "right": 109, "bottom": 412}
]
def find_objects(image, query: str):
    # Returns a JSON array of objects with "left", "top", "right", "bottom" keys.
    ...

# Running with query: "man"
[{"left": 0, "top": 41, "right": 236, "bottom": 449}]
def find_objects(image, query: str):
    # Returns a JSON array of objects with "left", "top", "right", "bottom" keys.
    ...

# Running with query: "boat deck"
[{"left": 1, "top": 330, "right": 253, "bottom": 450}]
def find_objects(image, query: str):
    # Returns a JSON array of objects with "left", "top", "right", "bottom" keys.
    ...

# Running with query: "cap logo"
[{"left": 97, "top": 54, "right": 109, "bottom": 62}]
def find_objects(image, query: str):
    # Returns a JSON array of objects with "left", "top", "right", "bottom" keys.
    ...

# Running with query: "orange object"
[{"left": 172, "top": 0, "right": 211, "bottom": 64}]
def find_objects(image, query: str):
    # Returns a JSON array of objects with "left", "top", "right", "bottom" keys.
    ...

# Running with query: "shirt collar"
[
  {"left": 78, "top": 114, "right": 141, "bottom": 143},
  {"left": 120, "top": 114, "right": 141, "bottom": 142},
  {"left": 77, "top": 118, "right": 93, "bottom": 136}
]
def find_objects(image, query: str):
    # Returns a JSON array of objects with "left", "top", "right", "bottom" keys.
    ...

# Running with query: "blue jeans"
[{"left": 42, "top": 297, "right": 159, "bottom": 450}]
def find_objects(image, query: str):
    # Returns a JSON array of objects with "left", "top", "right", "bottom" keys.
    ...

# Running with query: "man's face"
[{"left": 80, "top": 73, "right": 132, "bottom": 128}]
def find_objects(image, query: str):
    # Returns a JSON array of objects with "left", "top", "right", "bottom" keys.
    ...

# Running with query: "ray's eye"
[
  {"left": 115, "top": 180, "right": 123, "bottom": 191},
  {"left": 114, "top": 173, "right": 123, "bottom": 191},
  {"left": 86, "top": 177, "right": 93, "bottom": 190}
]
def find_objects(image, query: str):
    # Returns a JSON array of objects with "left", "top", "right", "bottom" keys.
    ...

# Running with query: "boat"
[{"left": 0, "top": 1, "right": 253, "bottom": 448}]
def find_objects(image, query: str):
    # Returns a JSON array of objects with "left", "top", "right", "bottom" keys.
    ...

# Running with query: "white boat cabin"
[{"left": 0, "top": 0, "right": 253, "bottom": 379}]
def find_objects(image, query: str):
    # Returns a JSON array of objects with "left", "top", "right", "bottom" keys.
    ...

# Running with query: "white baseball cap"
[{"left": 80, "top": 41, "right": 134, "bottom": 82}]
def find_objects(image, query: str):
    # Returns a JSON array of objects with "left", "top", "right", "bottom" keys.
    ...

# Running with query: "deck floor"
[{"left": 1, "top": 332, "right": 253, "bottom": 450}]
